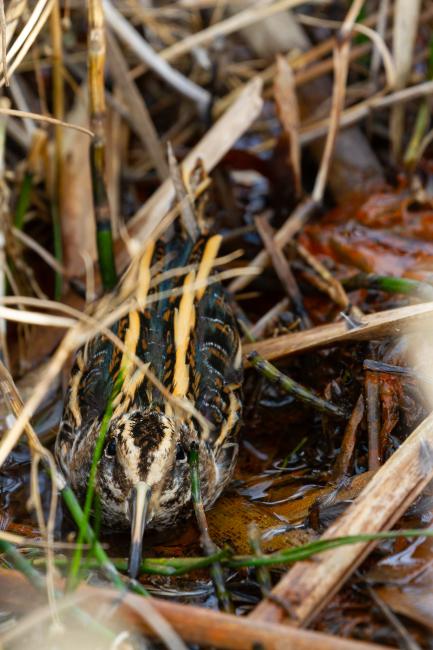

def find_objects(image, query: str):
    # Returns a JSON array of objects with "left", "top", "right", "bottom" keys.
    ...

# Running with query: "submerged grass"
[
  {"left": 343, "top": 273, "right": 433, "bottom": 300},
  {"left": 189, "top": 442, "right": 233, "bottom": 612},
  {"left": 30, "top": 527, "right": 433, "bottom": 577}
]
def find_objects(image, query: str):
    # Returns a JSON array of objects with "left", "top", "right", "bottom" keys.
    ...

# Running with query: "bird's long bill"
[{"left": 128, "top": 481, "right": 152, "bottom": 579}]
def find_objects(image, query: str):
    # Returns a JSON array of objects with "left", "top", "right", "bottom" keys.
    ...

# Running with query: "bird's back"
[{"left": 57, "top": 230, "right": 242, "bottom": 505}]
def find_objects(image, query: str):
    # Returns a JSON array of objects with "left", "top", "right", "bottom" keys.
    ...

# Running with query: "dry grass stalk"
[
  {"left": 296, "top": 14, "right": 396, "bottom": 90},
  {"left": 0, "top": 0, "right": 8, "bottom": 85},
  {"left": 0, "top": 569, "right": 394, "bottom": 650},
  {"left": 229, "top": 197, "right": 317, "bottom": 294},
  {"left": 0, "top": 306, "right": 74, "bottom": 328},
  {"left": 274, "top": 55, "right": 301, "bottom": 197},
  {"left": 391, "top": 0, "right": 422, "bottom": 159},
  {"left": 12, "top": 227, "right": 64, "bottom": 274},
  {"left": 0, "top": 0, "right": 55, "bottom": 88},
  {"left": 295, "top": 0, "right": 433, "bottom": 97},
  {"left": 295, "top": 242, "right": 350, "bottom": 311},
  {"left": 0, "top": 362, "right": 60, "bottom": 623},
  {"left": 123, "top": 77, "right": 263, "bottom": 270},
  {"left": 88, "top": 0, "right": 107, "bottom": 142},
  {"left": 250, "top": 297, "right": 289, "bottom": 339},
  {"left": 167, "top": 142, "right": 199, "bottom": 241},
  {"left": 50, "top": 1, "right": 64, "bottom": 142},
  {"left": 242, "top": 301, "right": 433, "bottom": 363},
  {"left": 300, "top": 79, "right": 433, "bottom": 146},
  {"left": 159, "top": 0, "right": 318, "bottom": 63},
  {"left": 103, "top": 0, "right": 210, "bottom": 113},
  {"left": 50, "top": 0, "right": 64, "bottom": 298},
  {"left": 370, "top": 0, "right": 390, "bottom": 86},
  {"left": 106, "top": 31, "right": 168, "bottom": 182},
  {"left": 0, "top": 96, "right": 8, "bottom": 368},
  {"left": 312, "top": 0, "right": 365, "bottom": 203},
  {"left": 229, "top": 2, "right": 382, "bottom": 296},
  {"left": 0, "top": 574, "right": 187, "bottom": 650},
  {"left": 333, "top": 394, "right": 364, "bottom": 479},
  {"left": 255, "top": 214, "right": 310, "bottom": 327},
  {"left": 250, "top": 409, "right": 433, "bottom": 626},
  {"left": 238, "top": 0, "right": 384, "bottom": 203},
  {"left": 365, "top": 370, "right": 381, "bottom": 470},
  {"left": 214, "top": 3, "right": 383, "bottom": 116},
  {"left": 0, "top": 106, "right": 93, "bottom": 136},
  {"left": 215, "top": 0, "right": 433, "bottom": 126},
  {"left": 4, "top": 0, "right": 27, "bottom": 50},
  {"left": 58, "top": 93, "right": 95, "bottom": 277}
]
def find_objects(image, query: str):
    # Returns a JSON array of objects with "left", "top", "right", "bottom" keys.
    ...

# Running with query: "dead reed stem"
[
  {"left": 50, "top": 0, "right": 64, "bottom": 299},
  {"left": 365, "top": 370, "right": 381, "bottom": 470},
  {"left": 103, "top": 0, "right": 210, "bottom": 113},
  {"left": 106, "top": 31, "right": 168, "bottom": 182},
  {"left": 0, "top": 569, "right": 395, "bottom": 650},
  {"left": 333, "top": 393, "right": 364, "bottom": 480},
  {"left": 243, "top": 301, "right": 433, "bottom": 363},
  {"left": 250, "top": 410, "right": 433, "bottom": 626}
]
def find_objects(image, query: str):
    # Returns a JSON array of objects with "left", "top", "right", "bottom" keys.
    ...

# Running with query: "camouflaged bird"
[{"left": 55, "top": 226, "right": 242, "bottom": 571}]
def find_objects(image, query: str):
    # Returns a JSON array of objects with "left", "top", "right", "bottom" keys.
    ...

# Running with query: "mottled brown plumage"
[{"left": 55, "top": 230, "right": 243, "bottom": 531}]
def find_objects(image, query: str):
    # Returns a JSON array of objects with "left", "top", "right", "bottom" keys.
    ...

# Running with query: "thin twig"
[
  {"left": 159, "top": 0, "right": 330, "bottom": 63},
  {"left": 50, "top": 0, "right": 64, "bottom": 299},
  {"left": 365, "top": 370, "right": 381, "bottom": 470},
  {"left": 300, "top": 79, "right": 433, "bottom": 146},
  {"left": 255, "top": 215, "right": 310, "bottom": 328},
  {"left": 0, "top": 107, "right": 94, "bottom": 136},
  {"left": 229, "top": 197, "right": 317, "bottom": 294},
  {"left": 333, "top": 394, "right": 364, "bottom": 480}
]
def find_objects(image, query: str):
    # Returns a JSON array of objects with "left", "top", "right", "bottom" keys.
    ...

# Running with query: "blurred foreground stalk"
[
  {"left": 88, "top": 0, "right": 117, "bottom": 291},
  {"left": 50, "top": 0, "right": 64, "bottom": 299}
]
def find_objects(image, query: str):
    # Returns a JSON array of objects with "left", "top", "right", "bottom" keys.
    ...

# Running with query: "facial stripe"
[{"left": 146, "top": 422, "right": 174, "bottom": 486}]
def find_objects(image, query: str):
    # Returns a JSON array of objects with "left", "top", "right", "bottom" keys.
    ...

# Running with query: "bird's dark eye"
[
  {"left": 176, "top": 444, "right": 187, "bottom": 462},
  {"left": 105, "top": 438, "right": 117, "bottom": 458}
]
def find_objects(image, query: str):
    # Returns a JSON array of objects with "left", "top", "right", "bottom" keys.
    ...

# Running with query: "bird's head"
[{"left": 62, "top": 408, "right": 196, "bottom": 576}]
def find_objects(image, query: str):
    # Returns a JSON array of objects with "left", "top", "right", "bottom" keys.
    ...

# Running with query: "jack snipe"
[{"left": 55, "top": 226, "right": 243, "bottom": 574}]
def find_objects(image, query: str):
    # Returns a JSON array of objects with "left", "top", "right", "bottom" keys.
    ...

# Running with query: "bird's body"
[{"left": 55, "top": 230, "right": 242, "bottom": 531}]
